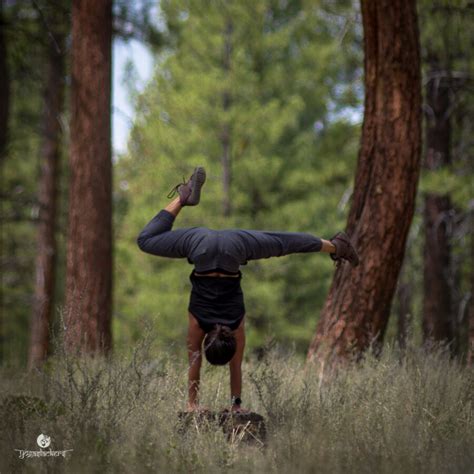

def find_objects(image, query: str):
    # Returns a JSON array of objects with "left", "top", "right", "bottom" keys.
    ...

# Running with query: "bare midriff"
[{"left": 194, "top": 271, "right": 240, "bottom": 278}]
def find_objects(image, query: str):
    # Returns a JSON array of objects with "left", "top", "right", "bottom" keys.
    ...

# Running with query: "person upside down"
[{"left": 136, "top": 167, "right": 359, "bottom": 413}]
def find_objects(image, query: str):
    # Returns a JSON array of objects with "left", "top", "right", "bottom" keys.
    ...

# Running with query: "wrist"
[
  {"left": 231, "top": 395, "right": 242, "bottom": 407},
  {"left": 188, "top": 395, "right": 199, "bottom": 407}
]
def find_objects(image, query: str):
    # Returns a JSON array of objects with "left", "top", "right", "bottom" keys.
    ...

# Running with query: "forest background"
[{"left": 1, "top": 0, "right": 473, "bottom": 368}]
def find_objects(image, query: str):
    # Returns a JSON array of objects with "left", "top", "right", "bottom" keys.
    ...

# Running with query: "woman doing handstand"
[{"left": 137, "top": 167, "right": 359, "bottom": 412}]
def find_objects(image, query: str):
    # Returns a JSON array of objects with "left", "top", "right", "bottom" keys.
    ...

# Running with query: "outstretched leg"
[
  {"left": 234, "top": 229, "right": 334, "bottom": 260},
  {"left": 232, "top": 229, "right": 358, "bottom": 266}
]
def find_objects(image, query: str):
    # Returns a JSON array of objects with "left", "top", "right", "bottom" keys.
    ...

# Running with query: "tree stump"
[{"left": 177, "top": 410, "right": 266, "bottom": 446}]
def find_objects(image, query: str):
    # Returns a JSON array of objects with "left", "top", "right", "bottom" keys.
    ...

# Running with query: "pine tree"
[
  {"left": 0, "top": 0, "right": 9, "bottom": 364},
  {"left": 307, "top": 0, "right": 422, "bottom": 371},
  {"left": 1, "top": 1, "right": 55, "bottom": 365},
  {"left": 28, "top": 5, "right": 67, "bottom": 368},
  {"left": 418, "top": 0, "right": 474, "bottom": 354},
  {"left": 64, "top": 0, "right": 113, "bottom": 354},
  {"left": 0, "top": 0, "right": 9, "bottom": 167}
]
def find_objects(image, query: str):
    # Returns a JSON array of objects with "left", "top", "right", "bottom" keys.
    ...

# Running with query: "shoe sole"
[
  {"left": 344, "top": 232, "right": 359, "bottom": 267},
  {"left": 187, "top": 167, "right": 206, "bottom": 206},
  {"left": 334, "top": 231, "right": 360, "bottom": 267}
]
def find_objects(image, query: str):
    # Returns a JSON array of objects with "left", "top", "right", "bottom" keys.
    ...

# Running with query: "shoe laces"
[{"left": 167, "top": 176, "right": 186, "bottom": 199}]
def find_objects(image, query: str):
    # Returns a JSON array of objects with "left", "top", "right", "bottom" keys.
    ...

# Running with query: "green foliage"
[
  {"left": 114, "top": 0, "right": 362, "bottom": 353},
  {"left": 0, "top": 343, "right": 472, "bottom": 472},
  {"left": 420, "top": 167, "right": 473, "bottom": 208},
  {"left": 418, "top": 0, "right": 474, "bottom": 211}
]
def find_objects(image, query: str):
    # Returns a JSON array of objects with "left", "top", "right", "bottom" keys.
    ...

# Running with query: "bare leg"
[
  {"left": 165, "top": 196, "right": 183, "bottom": 217},
  {"left": 320, "top": 239, "right": 336, "bottom": 253}
]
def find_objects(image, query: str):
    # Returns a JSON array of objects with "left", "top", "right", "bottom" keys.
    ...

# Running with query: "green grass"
[{"left": 1, "top": 340, "right": 473, "bottom": 474}]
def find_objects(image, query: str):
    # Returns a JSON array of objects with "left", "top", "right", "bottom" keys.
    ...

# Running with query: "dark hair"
[{"left": 203, "top": 324, "right": 236, "bottom": 365}]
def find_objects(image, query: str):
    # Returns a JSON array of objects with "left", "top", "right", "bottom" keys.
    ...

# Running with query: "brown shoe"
[
  {"left": 167, "top": 167, "right": 206, "bottom": 206},
  {"left": 330, "top": 231, "right": 359, "bottom": 267}
]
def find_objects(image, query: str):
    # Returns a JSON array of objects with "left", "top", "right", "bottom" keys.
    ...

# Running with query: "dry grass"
[{"left": 1, "top": 339, "right": 473, "bottom": 474}]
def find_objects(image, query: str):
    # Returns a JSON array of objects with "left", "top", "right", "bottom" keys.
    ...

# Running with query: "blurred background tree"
[
  {"left": 1, "top": 0, "right": 55, "bottom": 367},
  {"left": 28, "top": 0, "right": 68, "bottom": 369},
  {"left": 401, "top": 0, "right": 474, "bottom": 358},
  {"left": 0, "top": 0, "right": 162, "bottom": 366}
]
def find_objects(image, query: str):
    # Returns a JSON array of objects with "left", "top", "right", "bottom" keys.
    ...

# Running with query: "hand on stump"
[
  {"left": 186, "top": 403, "right": 211, "bottom": 414},
  {"left": 230, "top": 405, "right": 251, "bottom": 414}
]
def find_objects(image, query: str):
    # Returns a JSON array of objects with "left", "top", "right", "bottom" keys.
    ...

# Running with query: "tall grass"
[{"left": 1, "top": 340, "right": 472, "bottom": 474}]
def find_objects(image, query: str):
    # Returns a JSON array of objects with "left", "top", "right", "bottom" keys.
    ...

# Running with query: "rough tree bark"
[
  {"left": 64, "top": 0, "right": 112, "bottom": 354},
  {"left": 307, "top": 0, "right": 422, "bottom": 371},
  {"left": 422, "top": 68, "right": 454, "bottom": 348},
  {"left": 28, "top": 21, "right": 65, "bottom": 369}
]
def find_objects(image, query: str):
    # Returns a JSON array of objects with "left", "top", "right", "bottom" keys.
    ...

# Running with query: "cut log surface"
[{"left": 177, "top": 410, "right": 266, "bottom": 445}]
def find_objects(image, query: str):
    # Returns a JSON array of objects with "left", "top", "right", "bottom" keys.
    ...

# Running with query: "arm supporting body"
[
  {"left": 229, "top": 317, "right": 246, "bottom": 408},
  {"left": 186, "top": 313, "right": 246, "bottom": 410},
  {"left": 187, "top": 313, "right": 205, "bottom": 410}
]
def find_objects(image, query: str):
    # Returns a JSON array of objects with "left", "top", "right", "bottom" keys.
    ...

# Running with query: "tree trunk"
[
  {"left": 28, "top": 22, "right": 65, "bottom": 369},
  {"left": 221, "top": 17, "right": 232, "bottom": 217},
  {"left": 422, "top": 195, "right": 453, "bottom": 343},
  {"left": 64, "top": 0, "right": 112, "bottom": 354},
  {"left": 307, "top": 0, "right": 422, "bottom": 371},
  {"left": 467, "top": 212, "right": 474, "bottom": 367},
  {"left": 0, "top": 0, "right": 10, "bottom": 364},
  {"left": 422, "top": 70, "right": 454, "bottom": 349},
  {"left": 0, "top": 0, "right": 8, "bottom": 165},
  {"left": 396, "top": 261, "right": 412, "bottom": 352}
]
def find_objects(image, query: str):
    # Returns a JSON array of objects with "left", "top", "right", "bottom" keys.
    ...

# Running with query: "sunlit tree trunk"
[
  {"left": 64, "top": 0, "right": 112, "bottom": 354},
  {"left": 422, "top": 68, "right": 454, "bottom": 349},
  {"left": 307, "top": 0, "right": 422, "bottom": 372},
  {"left": 28, "top": 24, "right": 65, "bottom": 369}
]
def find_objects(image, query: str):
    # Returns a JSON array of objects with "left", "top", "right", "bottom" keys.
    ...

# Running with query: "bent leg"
[{"left": 137, "top": 208, "right": 200, "bottom": 258}]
